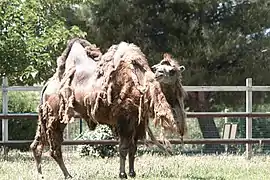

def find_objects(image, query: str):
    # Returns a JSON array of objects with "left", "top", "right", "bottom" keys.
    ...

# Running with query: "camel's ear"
[
  {"left": 179, "top": 65, "right": 186, "bottom": 72},
  {"left": 163, "top": 53, "right": 171, "bottom": 59}
]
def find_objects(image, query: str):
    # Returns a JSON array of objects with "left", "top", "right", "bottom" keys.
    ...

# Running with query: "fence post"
[
  {"left": 246, "top": 78, "right": 252, "bottom": 159},
  {"left": 79, "top": 118, "right": 83, "bottom": 134},
  {"left": 66, "top": 124, "right": 70, "bottom": 140},
  {"left": 224, "top": 108, "right": 229, "bottom": 123},
  {"left": 2, "top": 76, "right": 9, "bottom": 155},
  {"left": 224, "top": 108, "right": 229, "bottom": 153}
]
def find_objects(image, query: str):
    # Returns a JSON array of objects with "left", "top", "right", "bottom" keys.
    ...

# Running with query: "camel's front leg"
[
  {"left": 117, "top": 117, "right": 137, "bottom": 179},
  {"left": 128, "top": 139, "right": 138, "bottom": 178},
  {"left": 119, "top": 136, "right": 129, "bottom": 179}
]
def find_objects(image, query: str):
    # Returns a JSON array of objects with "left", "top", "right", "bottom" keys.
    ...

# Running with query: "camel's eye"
[
  {"left": 169, "top": 69, "right": 176, "bottom": 76},
  {"left": 160, "top": 60, "right": 171, "bottom": 66},
  {"left": 179, "top": 65, "right": 185, "bottom": 72},
  {"left": 151, "top": 65, "right": 158, "bottom": 72}
]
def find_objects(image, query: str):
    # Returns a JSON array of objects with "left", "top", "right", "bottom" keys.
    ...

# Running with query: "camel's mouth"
[
  {"left": 155, "top": 74, "right": 167, "bottom": 82},
  {"left": 155, "top": 73, "right": 164, "bottom": 79}
]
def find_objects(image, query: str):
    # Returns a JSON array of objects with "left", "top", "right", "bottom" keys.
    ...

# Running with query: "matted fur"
[
  {"left": 33, "top": 38, "right": 102, "bottom": 144},
  {"left": 59, "top": 42, "right": 180, "bottom": 137}
]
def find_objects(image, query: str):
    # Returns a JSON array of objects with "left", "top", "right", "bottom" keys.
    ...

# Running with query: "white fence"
[{"left": 2, "top": 76, "right": 270, "bottom": 159}]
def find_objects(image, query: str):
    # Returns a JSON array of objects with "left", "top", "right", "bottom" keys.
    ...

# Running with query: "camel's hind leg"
[
  {"left": 30, "top": 120, "right": 45, "bottom": 176},
  {"left": 128, "top": 121, "right": 146, "bottom": 178},
  {"left": 47, "top": 122, "right": 72, "bottom": 179},
  {"left": 31, "top": 143, "right": 44, "bottom": 175},
  {"left": 119, "top": 136, "right": 129, "bottom": 179}
]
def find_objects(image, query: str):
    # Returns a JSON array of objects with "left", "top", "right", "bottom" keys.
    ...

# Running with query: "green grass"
[{"left": 1, "top": 151, "right": 270, "bottom": 180}]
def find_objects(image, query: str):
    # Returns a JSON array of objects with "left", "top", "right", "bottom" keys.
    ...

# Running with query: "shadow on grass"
[
  {"left": 185, "top": 174, "right": 225, "bottom": 180},
  {"left": 0, "top": 152, "right": 51, "bottom": 162},
  {"left": 0, "top": 154, "right": 32, "bottom": 162}
]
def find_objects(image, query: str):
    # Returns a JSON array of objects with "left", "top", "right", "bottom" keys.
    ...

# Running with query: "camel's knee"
[
  {"left": 47, "top": 129, "right": 64, "bottom": 158},
  {"left": 49, "top": 148, "right": 62, "bottom": 159},
  {"left": 30, "top": 138, "right": 43, "bottom": 149},
  {"left": 86, "top": 120, "right": 97, "bottom": 130},
  {"left": 30, "top": 140, "right": 38, "bottom": 151},
  {"left": 31, "top": 143, "right": 44, "bottom": 161}
]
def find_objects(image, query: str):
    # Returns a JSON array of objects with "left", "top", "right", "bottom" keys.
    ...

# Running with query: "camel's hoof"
[
  {"left": 37, "top": 174, "right": 44, "bottom": 180},
  {"left": 119, "top": 172, "right": 127, "bottom": 179},
  {"left": 88, "top": 121, "right": 97, "bottom": 130},
  {"left": 65, "top": 174, "right": 73, "bottom": 179},
  {"left": 129, "top": 171, "right": 136, "bottom": 178}
]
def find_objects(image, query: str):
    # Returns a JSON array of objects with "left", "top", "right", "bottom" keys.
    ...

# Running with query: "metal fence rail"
[
  {"left": 1, "top": 138, "right": 270, "bottom": 146},
  {"left": 2, "top": 76, "right": 270, "bottom": 159},
  {"left": 2, "top": 112, "right": 270, "bottom": 119},
  {"left": 3, "top": 85, "right": 270, "bottom": 92}
]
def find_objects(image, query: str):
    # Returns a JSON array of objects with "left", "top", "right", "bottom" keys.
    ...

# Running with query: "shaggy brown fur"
[{"left": 30, "top": 40, "right": 187, "bottom": 179}]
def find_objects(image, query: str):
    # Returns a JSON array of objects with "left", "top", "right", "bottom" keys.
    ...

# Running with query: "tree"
[
  {"left": 0, "top": 0, "right": 86, "bottom": 85},
  {"left": 0, "top": 0, "right": 87, "bottom": 151},
  {"left": 68, "top": 0, "right": 270, "bottom": 153}
]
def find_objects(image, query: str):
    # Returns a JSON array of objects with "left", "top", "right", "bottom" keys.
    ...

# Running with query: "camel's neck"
[{"left": 160, "top": 83, "right": 177, "bottom": 106}]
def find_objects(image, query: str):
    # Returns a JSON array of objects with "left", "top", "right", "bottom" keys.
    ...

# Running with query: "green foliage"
[
  {"left": 0, "top": 0, "right": 86, "bottom": 85},
  {"left": 0, "top": 92, "right": 39, "bottom": 150},
  {"left": 77, "top": 125, "right": 117, "bottom": 158}
]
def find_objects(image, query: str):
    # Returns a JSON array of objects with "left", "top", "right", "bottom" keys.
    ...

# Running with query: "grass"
[{"left": 0, "top": 151, "right": 270, "bottom": 180}]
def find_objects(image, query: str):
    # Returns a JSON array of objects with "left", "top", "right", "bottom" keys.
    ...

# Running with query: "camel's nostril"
[{"left": 151, "top": 65, "right": 158, "bottom": 72}]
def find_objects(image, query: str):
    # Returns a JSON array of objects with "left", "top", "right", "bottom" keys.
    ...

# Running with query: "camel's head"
[{"left": 151, "top": 53, "right": 185, "bottom": 85}]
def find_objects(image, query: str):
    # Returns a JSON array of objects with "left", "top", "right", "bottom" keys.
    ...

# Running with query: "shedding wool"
[{"left": 45, "top": 40, "right": 187, "bottom": 148}]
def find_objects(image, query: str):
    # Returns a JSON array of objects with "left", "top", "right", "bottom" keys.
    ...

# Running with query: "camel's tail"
[
  {"left": 146, "top": 126, "right": 172, "bottom": 156},
  {"left": 40, "top": 103, "right": 50, "bottom": 142}
]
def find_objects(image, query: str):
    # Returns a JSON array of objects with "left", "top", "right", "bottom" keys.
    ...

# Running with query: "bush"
[{"left": 77, "top": 125, "right": 118, "bottom": 158}]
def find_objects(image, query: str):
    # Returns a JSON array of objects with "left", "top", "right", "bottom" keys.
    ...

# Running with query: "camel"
[{"left": 30, "top": 38, "right": 187, "bottom": 179}]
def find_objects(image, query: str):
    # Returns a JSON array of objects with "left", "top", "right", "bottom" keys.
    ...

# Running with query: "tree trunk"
[
  {"left": 188, "top": 92, "right": 224, "bottom": 154},
  {"left": 197, "top": 117, "right": 224, "bottom": 153}
]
